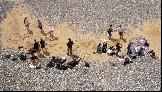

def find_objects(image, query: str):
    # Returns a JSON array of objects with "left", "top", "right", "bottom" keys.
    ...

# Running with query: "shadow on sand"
[
  {"left": 41, "top": 30, "right": 47, "bottom": 36},
  {"left": 44, "top": 50, "right": 50, "bottom": 56},
  {"left": 120, "top": 38, "right": 127, "bottom": 43}
]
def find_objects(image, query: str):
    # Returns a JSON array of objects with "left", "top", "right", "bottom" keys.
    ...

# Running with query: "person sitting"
[
  {"left": 96, "top": 43, "right": 102, "bottom": 54},
  {"left": 107, "top": 46, "right": 115, "bottom": 55},
  {"left": 55, "top": 57, "right": 67, "bottom": 70},
  {"left": 115, "top": 43, "right": 122, "bottom": 56},
  {"left": 144, "top": 40, "right": 149, "bottom": 47},
  {"left": 135, "top": 45, "right": 141, "bottom": 55},
  {"left": 59, "top": 57, "right": 68, "bottom": 70},
  {"left": 102, "top": 42, "right": 107, "bottom": 53},
  {"left": 67, "top": 56, "right": 82, "bottom": 69},
  {"left": 139, "top": 38, "right": 146, "bottom": 46},
  {"left": 10, "top": 54, "right": 18, "bottom": 61},
  {"left": 19, "top": 52, "right": 27, "bottom": 61},
  {"left": 33, "top": 39, "right": 40, "bottom": 54},
  {"left": 118, "top": 54, "right": 125, "bottom": 65},
  {"left": 29, "top": 60, "right": 37, "bottom": 69},
  {"left": 127, "top": 42, "right": 132, "bottom": 55},
  {"left": 135, "top": 45, "right": 144, "bottom": 56},
  {"left": 148, "top": 50, "right": 156, "bottom": 59},
  {"left": 46, "top": 56, "right": 57, "bottom": 68},
  {"left": 29, "top": 58, "right": 41, "bottom": 69},
  {"left": 55, "top": 58, "right": 62, "bottom": 69},
  {"left": 138, "top": 47, "right": 144, "bottom": 56},
  {"left": 130, "top": 45, "right": 137, "bottom": 59}
]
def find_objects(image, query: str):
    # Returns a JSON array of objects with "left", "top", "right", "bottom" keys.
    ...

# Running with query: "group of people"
[
  {"left": 22, "top": 17, "right": 157, "bottom": 68},
  {"left": 24, "top": 17, "right": 55, "bottom": 39},
  {"left": 27, "top": 38, "right": 47, "bottom": 57},
  {"left": 117, "top": 38, "right": 155, "bottom": 65},
  {"left": 106, "top": 24, "right": 125, "bottom": 40},
  {"left": 96, "top": 42, "right": 122, "bottom": 56},
  {"left": 127, "top": 38, "right": 150, "bottom": 59},
  {"left": 46, "top": 56, "right": 84, "bottom": 70}
]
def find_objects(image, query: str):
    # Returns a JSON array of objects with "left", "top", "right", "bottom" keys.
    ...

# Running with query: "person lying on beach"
[{"left": 46, "top": 56, "right": 57, "bottom": 68}]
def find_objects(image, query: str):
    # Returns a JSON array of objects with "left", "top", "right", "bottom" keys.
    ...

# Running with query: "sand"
[{"left": 0, "top": 6, "right": 161, "bottom": 61}]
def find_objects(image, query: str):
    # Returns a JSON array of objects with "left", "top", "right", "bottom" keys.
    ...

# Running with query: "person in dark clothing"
[
  {"left": 67, "top": 38, "right": 74, "bottom": 55},
  {"left": 137, "top": 47, "right": 144, "bottom": 56},
  {"left": 148, "top": 50, "right": 156, "bottom": 59},
  {"left": 55, "top": 57, "right": 67, "bottom": 70},
  {"left": 127, "top": 42, "right": 132, "bottom": 55},
  {"left": 144, "top": 40, "right": 149, "bottom": 47},
  {"left": 96, "top": 43, "right": 102, "bottom": 54},
  {"left": 40, "top": 38, "right": 47, "bottom": 52},
  {"left": 116, "top": 43, "right": 122, "bottom": 55},
  {"left": 67, "top": 56, "right": 82, "bottom": 69},
  {"left": 46, "top": 56, "right": 57, "bottom": 68},
  {"left": 33, "top": 39, "right": 40, "bottom": 54},
  {"left": 102, "top": 42, "right": 107, "bottom": 53},
  {"left": 38, "top": 19, "right": 43, "bottom": 31},
  {"left": 106, "top": 25, "right": 113, "bottom": 39}
]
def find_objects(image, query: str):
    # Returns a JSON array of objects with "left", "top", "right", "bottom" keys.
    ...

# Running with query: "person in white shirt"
[
  {"left": 117, "top": 25, "right": 124, "bottom": 39},
  {"left": 118, "top": 54, "right": 125, "bottom": 65},
  {"left": 107, "top": 46, "right": 115, "bottom": 55}
]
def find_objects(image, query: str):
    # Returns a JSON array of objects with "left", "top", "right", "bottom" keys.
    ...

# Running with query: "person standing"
[
  {"left": 67, "top": 38, "right": 74, "bottom": 55},
  {"left": 48, "top": 26, "right": 55, "bottom": 40},
  {"left": 38, "top": 19, "right": 43, "bottom": 31},
  {"left": 106, "top": 25, "right": 113, "bottom": 39},
  {"left": 127, "top": 42, "right": 132, "bottom": 55},
  {"left": 117, "top": 25, "right": 124, "bottom": 39},
  {"left": 40, "top": 38, "right": 47, "bottom": 52},
  {"left": 24, "top": 17, "right": 30, "bottom": 32}
]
